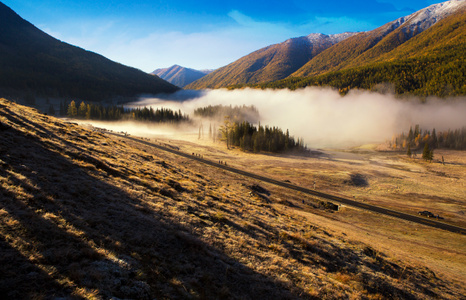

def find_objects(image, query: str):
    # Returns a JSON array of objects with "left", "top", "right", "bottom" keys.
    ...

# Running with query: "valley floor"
[{"left": 97, "top": 122, "right": 466, "bottom": 286}]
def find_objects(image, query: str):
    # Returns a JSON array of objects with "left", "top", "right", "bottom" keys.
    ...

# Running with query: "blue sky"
[{"left": 3, "top": 0, "right": 440, "bottom": 72}]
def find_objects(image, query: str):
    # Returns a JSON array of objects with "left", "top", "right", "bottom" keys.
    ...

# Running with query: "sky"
[{"left": 3, "top": 0, "right": 442, "bottom": 72}]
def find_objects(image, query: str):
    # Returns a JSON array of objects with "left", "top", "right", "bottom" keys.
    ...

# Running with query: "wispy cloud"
[{"left": 46, "top": 11, "right": 306, "bottom": 72}]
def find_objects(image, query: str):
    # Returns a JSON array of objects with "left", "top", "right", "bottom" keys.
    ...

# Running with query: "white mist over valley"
[{"left": 110, "top": 88, "right": 466, "bottom": 148}]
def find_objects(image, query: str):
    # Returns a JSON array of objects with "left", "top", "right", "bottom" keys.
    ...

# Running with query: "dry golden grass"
[{"left": 1, "top": 98, "right": 465, "bottom": 299}]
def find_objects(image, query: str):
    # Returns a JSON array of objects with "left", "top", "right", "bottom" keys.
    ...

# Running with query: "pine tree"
[
  {"left": 407, "top": 144, "right": 412, "bottom": 157},
  {"left": 67, "top": 101, "right": 77, "bottom": 117},
  {"left": 422, "top": 142, "right": 433, "bottom": 161},
  {"left": 78, "top": 101, "right": 87, "bottom": 118},
  {"left": 432, "top": 128, "right": 438, "bottom": 149}
]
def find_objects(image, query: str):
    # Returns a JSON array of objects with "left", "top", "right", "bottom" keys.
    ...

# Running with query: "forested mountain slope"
[
  {"left": 257, "top": 7, "right": 465, "bottom": 96},
  {"left": 0, "top": 2, "right": 178, "bottom": 101},
  {"left": 292, "top": 0, "right": 465, "bottom": 78}
]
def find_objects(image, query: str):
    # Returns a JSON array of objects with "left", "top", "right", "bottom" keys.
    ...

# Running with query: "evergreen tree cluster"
[
  {"left": 66, "top": 101, "right": 189, "bottom": 123},
  {"left": 194, "top": 104, "right": 260, "bottom": 123},
  {"left": 392, "top": 125, "right": 466, "bottom": 152},
  {"left": 222, "top": 120, "right": 308, "bottom": 154}
]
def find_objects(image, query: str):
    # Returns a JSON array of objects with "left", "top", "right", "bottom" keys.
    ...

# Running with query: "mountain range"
[
  {"left": 185, "top": 32, "right": 357, "bottom": 89},
  {"left": 152, "top": 65, "right": 213, "bottom": 88},
  {"left": 186, "top": 0, "right": 466, "bottom": 96},
  {"left": 0, "top": 2, "right": 178, "bottom": 102}
]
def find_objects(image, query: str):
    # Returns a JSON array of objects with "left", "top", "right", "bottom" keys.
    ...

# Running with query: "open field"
[
  {"left": 1, "top": 98, "right": 465, "bottom": 299},
  {"left": 92, "top": 121, "right": 466, "bottom": 285}
]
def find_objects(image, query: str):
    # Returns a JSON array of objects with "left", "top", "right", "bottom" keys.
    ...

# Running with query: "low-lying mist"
[{"left": 130, "top": 88, "right": 466, "bottom": 148}]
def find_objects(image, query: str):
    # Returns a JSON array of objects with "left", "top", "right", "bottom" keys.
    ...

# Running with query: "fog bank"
[{"left": 132, "top": 88, "right": 466, "bottom": 148}]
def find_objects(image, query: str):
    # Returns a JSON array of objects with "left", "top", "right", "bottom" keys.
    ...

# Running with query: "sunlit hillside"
[
  {"left": 255, "top": 7, "right": 466, "bottom": 96},
  {"left": 1, "top": 98, "right": 465, "bottom": 299}
]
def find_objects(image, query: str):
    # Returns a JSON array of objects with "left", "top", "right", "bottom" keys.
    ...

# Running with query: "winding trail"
[{"left": 109, "top": 132, "right": 466, "bottom": 235}]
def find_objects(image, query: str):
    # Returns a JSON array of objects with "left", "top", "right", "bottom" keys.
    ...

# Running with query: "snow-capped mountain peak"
[{"left": 386, "top": 0, "right": 465, "bottom": 35}]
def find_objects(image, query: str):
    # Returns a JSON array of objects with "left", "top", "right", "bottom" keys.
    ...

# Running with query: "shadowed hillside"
[
  {"left": 1, "top": 98, "right": 465, "bottom": 299},
  {"left": 0, "top": 2, "right": 178, "bottom": 102}
]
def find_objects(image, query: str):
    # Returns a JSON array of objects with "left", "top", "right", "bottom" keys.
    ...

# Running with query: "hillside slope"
[
  {"left": 152, "top": 65, "right": 212, "bottom": 88},
  {"left": 258, "top": 7, "right": 465, "bottom": 96},
  {"left": 186, "top": 33, "right": 355, "bottom": 90},
  {"left": 0, "top": 2, "right": 178, "bottom": 101},
  {"left": 1, "top": 98, "right": 465, "bottom": 299},
  {"left": 292, "top": 0, "right": 466, "bottom": 78}
]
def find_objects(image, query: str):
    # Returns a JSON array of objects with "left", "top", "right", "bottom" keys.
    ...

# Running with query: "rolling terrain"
[
  {"left": 0, "top": 2, "right": 179, "bottom": 102},
  {"left": 1, "top": 98, "right": 465, "bottom": 299}
]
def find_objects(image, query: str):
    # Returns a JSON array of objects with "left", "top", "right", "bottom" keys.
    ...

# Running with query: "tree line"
[
  {"left": 390, "top": 125, "right": 466, "bottom": 161},
  {"left": 65, "top": 100, "right": 189, "bottom": 123},
  {"left": 392, "top": 125, "right": 466, "bottom": 151},
  {"left": 219, "top": 119, "right": 308, "bottom": 154},
  {"left": 194, "top": 104, "right": 260, "bottom": 123}
]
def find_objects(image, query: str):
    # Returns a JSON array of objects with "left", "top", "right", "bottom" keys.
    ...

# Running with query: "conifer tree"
[
  {"left": 407, "top": 144, "right": 412, "bottom": 157},
  {"left": 67, "top": 100, "right": 77, "bottom": 117},
  {"left": 422, "top": 142, "right": 433, "bottom": 161},
  {"left": 78, "top": 101, "right": 87, "bottom": 118},
  {"left": 432, "top": 128, "right": 438, "bottom": 149}
]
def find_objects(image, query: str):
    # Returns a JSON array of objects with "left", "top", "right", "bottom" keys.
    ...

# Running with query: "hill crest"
[{"left": 0, "top": 2, "right": 179, "bottom": 101}]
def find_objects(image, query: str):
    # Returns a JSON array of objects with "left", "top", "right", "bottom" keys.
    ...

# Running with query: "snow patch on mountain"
[{"left": 384, "top": 0, "right": 465, "bottom": 36}]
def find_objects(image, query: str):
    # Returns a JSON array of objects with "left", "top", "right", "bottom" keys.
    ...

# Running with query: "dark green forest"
[
  {"left": 220, "top": 120, "right": 308, "bottom": 154},
  {"left": 66, "top": 101, "right": 189, "bottom": 123}
]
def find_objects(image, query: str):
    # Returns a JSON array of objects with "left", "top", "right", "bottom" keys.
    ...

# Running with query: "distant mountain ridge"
[
  {"left": 152, "top": 65, "right": 213, "bottom": 88},
  {"left": 258, "top": 1, "right": 466, "bottom": 96},
  {"left": 292, "top": 0, "right": 466, "bottom": 77},
  {"left": 0, "top": 2, "right": 179, "bottom": 101},
  {"left": 187, "top": 0, "right": 465, "bottom": 96},
  {"left": 185, "top": 32, "right": 357, "bottom": 89}
]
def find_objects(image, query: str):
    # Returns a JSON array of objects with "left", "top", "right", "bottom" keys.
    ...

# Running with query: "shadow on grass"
[{"left": 0, "top": 118, "right": 313, "bottom": 299}]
